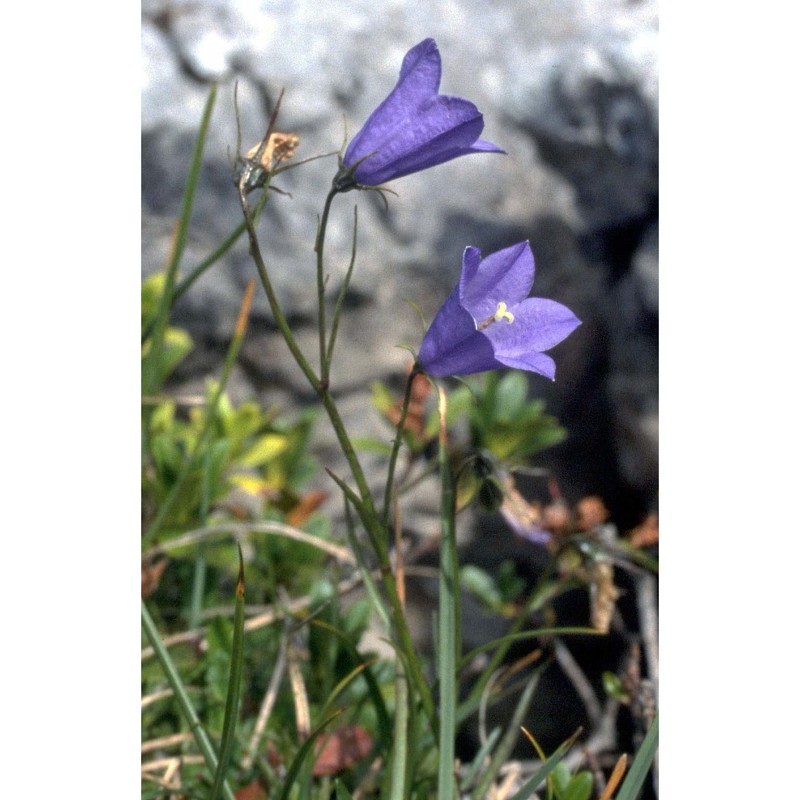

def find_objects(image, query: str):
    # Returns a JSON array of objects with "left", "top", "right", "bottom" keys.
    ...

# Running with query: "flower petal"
[
  {"left": 487, "top": 298, "right": 582, "bottom": 352},
  {"left": 343, "top": 39, "right": 503, "bottom": 186},
  {"left": 494, "top": 350, "right": 557, "bottom": 379},
  {"left": 351, "top": 99, "right": 488, "bottom": 185},
  {"left": 418, "top": 291, "right": 500, "bottom": 376},
  {"left": 459, "top": 241, "right": 534, "bottom": 322}
]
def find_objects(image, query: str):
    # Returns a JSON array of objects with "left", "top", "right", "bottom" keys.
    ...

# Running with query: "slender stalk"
[
  {"left": 382, "top": 367, "right": 421, "bottom": 523},
  {"left": 325, "top": 205, "right": 358, "bottom": 366},
  {"left": 389, "top": 666, "right": 409, "bottom": 800},
  {"left": 141, "top": 601, "right": 236, "bottom": 800},
  {"left": 241, "top": 174, "right": 439, "bottom": 734},
  {"left": 314, "top": 187, "right": 339, "bottom": 384},
  {"left": 188, "top": 448, "right": 213, "bottom": 629},
  {"left": 237, "top": 183, "right": 321, "bottom": 389},
  {"left": 436, "top": 387, "right": 458, "bottom": 800}
]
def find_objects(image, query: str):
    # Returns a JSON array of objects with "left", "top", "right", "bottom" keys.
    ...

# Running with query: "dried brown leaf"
[
  {"left": 575, "top": 496, "right": 609, "bottom": 531},
  {"left": 312, "top": 725, "right": 373, "bottom": 776},
  {"left": 141, "top": 558, "right": 168, "bottom": 599}
]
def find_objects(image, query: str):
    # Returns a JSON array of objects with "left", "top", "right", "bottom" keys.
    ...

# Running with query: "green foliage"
[
  {"left": 550, "top": 762, "right": 594, "bottom": 800},
  {"left": 142, "top": 273, "right": 194, "bottom": 390},
  {"left": 460, "top": 560, "right": 526, "bottom": 615},
  {"left": 143, "top": 376, "right": 320, "bottom": 538},
  {"left": 469, "top": 371, "right": 567, "bottom": 462}
]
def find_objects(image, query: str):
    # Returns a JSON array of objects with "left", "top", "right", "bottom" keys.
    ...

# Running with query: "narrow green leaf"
[
  {"left": 473, "top": 668, "right": 542, "bottom": 798},
  {"left": 277, "top": 710, "right": 343, "bottom": 800},
  {"left": 143, "top": 83, "right": 217, "bottom": 396},
  {"left": 141, "top": 601, "right": 236, "bottom": 800},
  {"left": 335, "top": 779, "right": 355, "bottom": 800},
  {"left": 507, "top": 729, "right": 582, "bottom": 800},
  {"left": 614, "top": 712, "right": 658, "bottom": 800},
  {"left": 311, "top": 618, "right": 392, "bottom": 748},
  {"left": 459, "top": 727, "right": 501, "bottom": 790},
  {"left": 208, "top": 545, "right": 246, "bottom": 800},
  {"left": 326, "top": 205, "right": 358, "bottom": 365}
]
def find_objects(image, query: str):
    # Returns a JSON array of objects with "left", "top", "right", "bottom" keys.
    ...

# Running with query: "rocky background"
[{"left": 142, "top": 0, "right": 658, "bottom": 537}]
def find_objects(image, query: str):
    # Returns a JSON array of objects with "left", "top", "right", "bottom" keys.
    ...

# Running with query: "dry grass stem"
[
  {"left": 141, "top": 688, "right": 174, "bottom": 708},
  {"left": 143, "top": 521, "right": 356, "bottom": 565},
  {"left": 141, "top": 732, "right": 194, "bottom": 753},
  {"left": 241, "top": 619, "right": 290, "bottom": 771},
  {"left": 553, "top": 638, "right": 603, "bottom": 726}
]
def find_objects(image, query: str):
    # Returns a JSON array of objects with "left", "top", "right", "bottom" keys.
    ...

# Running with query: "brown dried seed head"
[
  {"left": 542, "top": 502, "right": 571, "bottom": 535},
  {"left": 246, "top": 132, "right": 300, "bottom": 171},
  {"left": 575, "top": 495, "right": 609, "bottom": 531}
]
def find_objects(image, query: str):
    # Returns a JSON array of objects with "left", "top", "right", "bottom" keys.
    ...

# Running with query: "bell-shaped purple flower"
[
  {"left": 418, "top": 242, "right": 581, "bottom": 380},
  {"left": 339, "top": 38, "right": 504, "bottom": 188}
]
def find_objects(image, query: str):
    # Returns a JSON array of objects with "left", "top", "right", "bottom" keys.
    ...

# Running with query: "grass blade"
[
  {"left": 312, "top": 618, "right": 393, "bottom": 747},
  {"left": 143, "top": 83, "right": 217, "bottom": 397},
  {"left": 613, "top": 711, "right": 658, "bottom": 800},
  {"left": 507, "top": 727, "right": 583, "bottom": 800},
  {"left": 141, "top": 601, "right": 236, "bottom": 800},
  {"left": 278, "top": 710, "right": 344, "bottom": 800},
  {"left": 460, "top": 727, "right": 501, "bottom": 790},
  {"left": 471, "top": 667, "right": 543, "bottom": 798},
  {"left": 208, "top": 545, "right": 247, "bottom": 800}
]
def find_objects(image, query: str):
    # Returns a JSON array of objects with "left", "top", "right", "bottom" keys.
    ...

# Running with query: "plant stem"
[
  {"left": 241, "top": 177, "right": 439, "bottom": 734},
  {"left": 436, "top": 387, "right": 459, "bottom": 800},
  {"left": 314, "top": 187, "right": 338, "bottom": 385},
  {"left": 382, "top": 367, "right": 420, "bottom": 523},
  {"left": 237, "top": 182, "right": 321, "bottom": 389}
]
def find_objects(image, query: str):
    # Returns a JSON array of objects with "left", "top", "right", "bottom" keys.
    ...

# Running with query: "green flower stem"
[
  {"left": 325, "top": 206, "right": 358, "bottom": 367},
  {"left": 242, "top": 177, "right": 438, "bottom": 735},
  {"left": 314, "top": 187, "right": 339, "bottom": 384},
  {"left": 141, "top": 601, "right": 236, "bottom": 800},
  {"left": 142, "top": 281, "right": 254, "bottom": 548},
  {"left": 238, "top": 183, "right": 321, "bottom": 390},
  {"left": 382, "top": 366, "right": 421, "bottom": 523},
  {"left": 389, "top": 664, "right": 409, "bottom": 800},
  {"left": 436, "top": 387, "right": 459, "bottom": 800}
]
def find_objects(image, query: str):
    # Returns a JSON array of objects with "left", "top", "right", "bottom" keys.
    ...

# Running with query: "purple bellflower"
[
  {"left": 418, "top": 241, "right": 581, "bottom": 379},
  {"left": 337, "top": 38, "right": 504, "bottom": 189}
]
